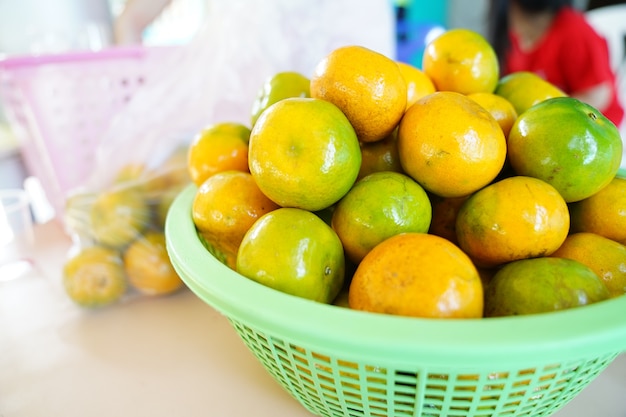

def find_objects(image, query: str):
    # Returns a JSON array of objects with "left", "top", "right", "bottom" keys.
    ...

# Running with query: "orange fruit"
[
  {"left": 357, "top": 129, "right": 404, "bottom": 180},
  {"left": 396, "top": 61, "right": 436, "bottom": 109},
  {"left": 192, "top": 170, "right": 280, "bottom": 269},
  {"left": 467, "top": 92, "right": 518, "bottom": 137},
  {"left": 428, "top": 194, "right": 468, "bottom": 245},
  {"left": 551, "top": 232, "right": 626, "bottom": 298},
  {"left": 248, "top": 97, "right": 361, "bottom": 211},
  {"left": 484, "top": 257, "right": 610, "bottom": 317},
  {"left": 187, "top": 122, "right": 251, "bottom": 186},
  {"left": 63, "top": 245, "right": 127, "bottom": 308},
  {"left": 397, "top": 91, "right": 507, "bottom": 198},
  {"left": 250, "top": 71, "right": 310, "bottom": 127},
  {"left": 455, "top": 176, "right": 570, "bottom": 268},
  {"left": 495, "top": 71, "right": 567, "bottom": 116},
  {"left": 569, "top": 176, "right": 626, "bottom": 244},
  {"left": 236, "top": 207, "right": 345, "bottom": 304},
  {"left": 507, "top": 97, "right": 622, "bottom": 202},
  {"left": 349, "top": 233, "right": 483, "bottom": 319},
  {"left": 310, "top": 45, "right": 407, "bottom": 143},
  {"left": 422, "top": 28, "right": 499, "bottom": 94},
  {"left": 331, "top": 171, "right": 432, "bottom": 264},
  {"left": 123, "top": 231, "right": 184, "bottom": 296},
  {"left": 89, "top": 188, "right": 151, "bottom": 249}
]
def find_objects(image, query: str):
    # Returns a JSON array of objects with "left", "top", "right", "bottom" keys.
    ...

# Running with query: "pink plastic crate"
[{"left": 0, "top": 46, "right": 177, "bottom": 219}]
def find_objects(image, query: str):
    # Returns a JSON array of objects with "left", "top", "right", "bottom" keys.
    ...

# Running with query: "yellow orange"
[
  {"left": 192, "top": 170, "right": 280, "bottom": 269},
  {"left": 569, "top": 176, "right": 626, "bottom": 245},
  {"left": 396, "top": 61, "right": 436, "bottom": 109},
  {"left": 248, "top": 97, "right": 361, "bottom": 211},
  {"left": 495, "top": 71, "right": 566, "bottom": 116},
  {"left": 187, "top": 122, "right": 251, "bottom": 186},
  {"left": 357, "top": 129, "right": 404, "bottom": 180},
  {"left": 551, "top": 232, "right": 626, "bottom": 298},
  {"left": 123, "top": 231, "right": 184, "bottom": 296},
  {"left": 467, "top": 92, "right": 518, "bottom": 137},
  {"left": 455, "top": 176, "right": 570, "bottom": 268},
  {"left": 397, "top": 91, "right": 507, "bottom": 198},
  {"left": 422, "top": 28, "right": 499, "bottom": 94},
  {"left": 310, "top": 45, "right": 407, "bottom": 143},
  {"left": 349, "top": 233, "right": 483, "bottom": 318}
]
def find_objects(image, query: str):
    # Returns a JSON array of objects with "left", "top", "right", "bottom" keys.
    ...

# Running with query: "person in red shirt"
[{"left": 488, "top": 0, "right": 624, "bottom": 128}]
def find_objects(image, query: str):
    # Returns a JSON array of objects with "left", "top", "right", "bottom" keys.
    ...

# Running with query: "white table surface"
[{"left": 2, "top": 220, "right": 626, "bottom": 417}]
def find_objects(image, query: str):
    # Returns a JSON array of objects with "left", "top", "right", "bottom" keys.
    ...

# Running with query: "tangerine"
[
  {"left": 63, "top": 245, "right": 127, "bottom": 308},
  {"left": 397, "top": 91, "right": 507, "bottom": 198},
  {"left": 495, "top": 71, "right": 566, "bottom": 116},
  {"left": 123, "top": 231, "right": 184, "bottom": 296},
  {"left": 569, "top": 176, "right": 626, "bottom": 244},
  {"left": 422, "top": 28, "right": 499, "bottom": 94},
  {"left": 310, "top": 45, "right": 407, "bottom": 142},
  {"left": 484, "top": 257, "right": 610, "bottom": 317},
  {"left": 236, "top": 207, "right": 345, "bottom": 304},
  {"left": 357, "top": 130, "right": 404, "bottom": 180},
  {"left": 331, "top": 171, "right": 432, "bottom": 264},
  {"left": 396, "top": 61, "right": 436, "bottom": 110},
  {"left": 455, "top": 176, "right": 570, "bottom": 268},
  {"left": 187, "top": 122, "right": 251, "bottom": 186},
  {"left": 507, "top": 97, "right": 622, "bottom": 202},
  {"left": 467, "top": 92, "right": 518, "bottom": 137},
  {"left": 349, "top": 233, "right": 483, "bottom": 318},
  {"left": 248, "top": 97, "right": 361, "bottom": 211},
  {"left": 250, "top": 71, "right": 310, "bottom": 127},
  {"left": 192, "top": 170, "right": 279, "bottom": 269},
  {"left": 551, "top": 232, "right": 626, "bottom": 298}
]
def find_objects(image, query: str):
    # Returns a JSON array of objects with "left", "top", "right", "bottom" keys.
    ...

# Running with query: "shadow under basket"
[{"left": 165, "top": 184, "right": 626, "bottom": 417}]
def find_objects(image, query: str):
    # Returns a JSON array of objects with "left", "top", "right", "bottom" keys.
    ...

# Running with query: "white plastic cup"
[{"left": 0, "top": 189, "right": 35, "bottom": 281}]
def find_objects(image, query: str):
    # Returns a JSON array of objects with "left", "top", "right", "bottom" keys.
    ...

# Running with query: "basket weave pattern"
[{"left": 232, "top": 320, "right": 617, "bottom": 417}]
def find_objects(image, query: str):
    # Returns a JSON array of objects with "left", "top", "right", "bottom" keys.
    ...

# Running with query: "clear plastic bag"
[{"left": 61, "top": 0, "right": 396, "bottom": 307}]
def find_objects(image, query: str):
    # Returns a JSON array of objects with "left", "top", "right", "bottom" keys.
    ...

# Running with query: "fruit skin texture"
[
  {"left": 123, "top": 231, "right": 184, "bottom": 296},
  {"left": 484, "top": 257, "right": 610, "bottom": 317},
  {"left": 63, "top": 246, "right": 127, "bottom": 308},
  {"left": 422, "top": 28, "right": 499, "bottom": 95},
  {"left": 507, "top": 97, "right": 622, "bottom": 202},
  {"left": 310, "top": 45, "right": 407, "bottom": 143},
  {"left": 248, "top": 97, "right": 361, "bottom": 212},
  {"left": 495, "top": 71, "right": 566, "bottom": 116},
  {"left": 250, "top": 71, "right": 310, "bottom": 127},
  {"left": 349, "top": 233, "right": 483, "bottom": 319},
  {"left": 569, "top": 176, "right": 626, "bottom": 244},
  {"left": 455, "top": 176, "right": 570, "bottom": 268},
  {"left": 187, "top": 122, "right": 251, "bottom": 187},
  {"left": 236, "top": 208, "right": 345, "bottom": 304},
  {"left": 191, "top": 171, "right": 279, "bottom": 269},
  {"left": 331, "top": 171, "right": 432, "bottom": 264},
  {"left": 551, "top": 232, "right": 626, "bottom": 298},
  {"left": 397, "top": 91, "right": 507, "bottom": 198}
]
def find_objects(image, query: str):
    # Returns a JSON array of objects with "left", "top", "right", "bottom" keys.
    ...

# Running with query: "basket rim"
[{"left": 166, "top": 181, "right": 626, "bottom": 368}]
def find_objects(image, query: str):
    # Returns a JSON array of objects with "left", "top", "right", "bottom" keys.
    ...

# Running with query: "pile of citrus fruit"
[
  {"left": 62, "top": 147, "right": 190, "bottom": 308},
  {"left": 188, "top": 28, "right": 625, "bottom": 319}
]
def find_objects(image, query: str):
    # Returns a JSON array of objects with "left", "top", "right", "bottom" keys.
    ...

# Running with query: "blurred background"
[{"left": 0, "top": 0, "right": 620, "bottom": 219}]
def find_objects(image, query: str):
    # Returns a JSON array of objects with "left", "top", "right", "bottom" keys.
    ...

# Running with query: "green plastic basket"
[{"left": 165, "top": 181, "right": 626, "bottom": 417}]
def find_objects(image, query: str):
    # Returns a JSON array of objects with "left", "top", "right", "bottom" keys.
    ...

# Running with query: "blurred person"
[{"left": 488, "top": 0, "right": 624, "bottom": 127}]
